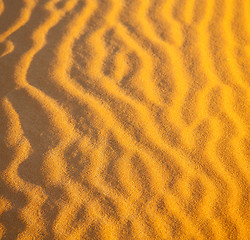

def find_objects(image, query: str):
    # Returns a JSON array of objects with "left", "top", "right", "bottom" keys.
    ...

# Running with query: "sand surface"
[{"left": 0, "top": 0, "right": 249, "bottom": 239}]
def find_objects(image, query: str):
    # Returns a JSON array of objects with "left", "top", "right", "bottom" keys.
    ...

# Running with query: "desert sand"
[{"left": 0, "top": 0, "right": 249, "bottom": 239}]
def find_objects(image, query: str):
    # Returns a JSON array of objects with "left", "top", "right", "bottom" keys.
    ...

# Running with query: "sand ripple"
[{"left": 0, "top": 0, "right": 249, "bottom": 239}]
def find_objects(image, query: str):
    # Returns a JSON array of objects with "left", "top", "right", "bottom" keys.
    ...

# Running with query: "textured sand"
[{"left": 0, "top": 0, "right": 249, "bottom": 239}]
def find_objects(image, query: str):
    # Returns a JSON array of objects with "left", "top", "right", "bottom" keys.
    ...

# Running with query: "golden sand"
[{"left": 0, "top": 0, "right": 249, "bottom": 239}]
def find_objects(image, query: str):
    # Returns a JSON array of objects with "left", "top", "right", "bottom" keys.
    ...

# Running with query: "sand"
[{"left": 0, "top": 0, "right": 249, "bottom": 239}]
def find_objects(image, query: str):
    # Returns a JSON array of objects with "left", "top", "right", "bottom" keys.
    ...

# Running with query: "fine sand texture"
[{"left": 0, "top": 0, "right": 249, "bottom": 239}]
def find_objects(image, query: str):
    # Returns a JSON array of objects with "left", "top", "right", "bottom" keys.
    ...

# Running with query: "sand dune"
[{"left": 0, "top": 0, "right": 249, "bottom": 239}]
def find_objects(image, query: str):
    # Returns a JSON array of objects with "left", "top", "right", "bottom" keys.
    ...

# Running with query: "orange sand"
[{"left": 0, "top": 0, "right": 249, "bottom": 239}]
